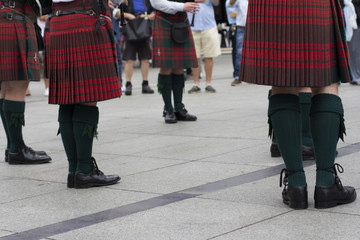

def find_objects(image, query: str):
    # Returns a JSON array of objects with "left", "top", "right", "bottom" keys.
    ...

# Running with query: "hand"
[{"left": 183, "top": 2, "right": 200, "bottom": 14}]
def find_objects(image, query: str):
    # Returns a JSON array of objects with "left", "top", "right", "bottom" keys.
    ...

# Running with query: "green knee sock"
[
  {"left": 172, "top": 74, "right": 185, "bottom": 111},
  {"left": 73, "top": 105, "right": 99, "bottom": 174},
  {"left": 3, "top": 100, "right": 25, "bottom": 153},
  {"left": 0, "top": 99, "right": 11, "bottom": 149},
  {"left": 310, "top": 94, "right": 344, "bottom": 186},
  {"left": 58, "top": 105, "right": 77, "bottom": 173},
  {"left": 157, "top": 74, "right": 173, "bottom": 112},
  {"left": 267, "top": 90, "right": 278, "bottom": 144},
  {"left": 299, "top": 92, "right": 313, "bottom": 147},
  {"left": 269, "top": 94, "right": 306, "bottom": 187}
]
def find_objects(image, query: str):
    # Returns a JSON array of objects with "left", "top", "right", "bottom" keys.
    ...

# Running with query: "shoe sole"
[
  {"left": 315, "top": 195, "right": 357, "bottom": 209},
  {"left": 165, "top": 119, "right": 177, "bottom": 124},
  {"left": 283, "top": 199, "right": 308, "bottom": 210},
  {"left": 188, "top": 91, "right": 200, "bottom": 94},
  {"left": 205, "top": 90, "right": 216, "bottom": 93},
  {"left": 8, "top": 159, "right": 52, "bottom": 164},
  {"left": 142, "top": 91, "right": 154, "bottom": 94},
  {"left": 125, "top": 93, "right": 132, "bottom": 96},
  {"left": 74, "top": 178, "right": 121, "bottom": 189}
]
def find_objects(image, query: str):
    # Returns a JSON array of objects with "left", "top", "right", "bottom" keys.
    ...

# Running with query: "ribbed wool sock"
[
  {"left": 269, "top": 94, "right": 306, "bottom": 187},
  {"left": 157, "top": 74, "right": 173, "bottom": 112},
  {"left": 172, "top": 74, "right": 185, "bottom": 111},
  {"left": 0, "top": 99, "right": 10, "bottom": 150},
  {"left": 58, "top": 105, "right": 77, "bottom": 173},
  {"left": 310, "top": 94, "right": 344, "bottom": 186},
  {"left": 73, "top": 105, "right": 99, "bottom": 174},
  {"left": 299, "top": 92, "right": 313, "bottom": 147},
  {"left": 3, "top": 100, "right": 25, "bottom": 153}
]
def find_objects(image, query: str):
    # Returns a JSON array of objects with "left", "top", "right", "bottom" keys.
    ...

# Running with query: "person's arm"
[{"left": 149, "top": 0, "right": 184, "bottom": 14}]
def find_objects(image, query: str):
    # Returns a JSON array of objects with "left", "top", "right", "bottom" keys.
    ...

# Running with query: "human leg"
[
  {"left": 231, "top": 28, "right": 244, "bottom": 86},
  {"left": 204, "top": 58, "right": 215, "bottom": 93},
  {"left": 158, "top": 68, "right": 176, "bottom": 123},
  {"left": 4, "top": 81, "right": 51, "bottom": 164},
  {"left": 124, "top": 60, "right": 134, "bottom": 95},
  {"left": 72, "top": 102, "right": 120, "bottom": 188},
  {"left": 310, "top": 83, "right": 356, "bottom": 208},
  {"left": 269, "top": 87, "right": 307, "bottom": 209},
  {"left": 172, "top": 69, "right": 197, "bottom": 121},
  {"left": 140, "top": 60, "right": 154, "bottom": 94}
]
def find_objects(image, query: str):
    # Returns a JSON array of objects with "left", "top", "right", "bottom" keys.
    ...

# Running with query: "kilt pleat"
[
  {"left": 152, "top": 11, "right": 198, "bottom": 69},
  {"left": 0, "top": 2, "right": 40, "bottom": 81},
  {"left": 239, "top": 0, "right": 352, "bottom": 87},
  {"left": 48, "top": 12, "right": 121, "bottom": 104}
]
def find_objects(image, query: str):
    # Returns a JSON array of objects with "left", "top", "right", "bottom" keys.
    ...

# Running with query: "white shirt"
[
  {"left": 149, "top": 0, "right": 184, "bottom": 15},
  {"left": 226, "top": 0, "right": 248, "bottom": 27}
]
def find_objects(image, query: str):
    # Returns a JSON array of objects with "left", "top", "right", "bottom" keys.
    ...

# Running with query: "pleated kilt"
[
  {"left": 0, "top": 1, "right": 40, "bottom": 81},
  {"left": 43, "top": 19, "right": 50, "bottom": 79},
  {"left": 152, "top": 11, "right": 198, "bottom": 69},
  {"left": 239, "top": 0, "right": 352, "bottom": 87},
  {"left": 48, "top": 0, "right": 121, "bottom": 105}
]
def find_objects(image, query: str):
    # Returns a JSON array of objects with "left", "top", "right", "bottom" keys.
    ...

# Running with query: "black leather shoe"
[
  {"left": 163, "top": 109, "right": 177, "bottom": 124},
  {"left": 314, "top": 164, "right": 357, "bottom": 209},
  {"left": 5, "top": 146, "right": 47, "bottom": 163},
  {"left": 271, "top": 143, "right": 315, "bottom": 160},
  {"left": 175, "top": 107, "right": 197, "bottom": 121},
  {"left": 142, "top": 85, "right": 154, "bottom": 94},
  {"left": 74, "top": 158, "right": 120, "bottom": 189},
  {"left": 67, "top": 172, "right": 75, "bottom": 188},
  {"left": 280, "top": 169, "right": 308, "bottom": 209},
  {"left": 8, "top": 145, "right": 52, "bottom": 164},
  {"left": 125, "top": 84, "right": 132, "bottom": 96}
]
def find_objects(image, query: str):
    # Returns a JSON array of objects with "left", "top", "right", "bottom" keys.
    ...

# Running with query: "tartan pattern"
[
  {"left": 48, "top": 2, "right": 121, "bottom": 104},
  {"left": 43, "top": 19, "right": 50, "bottom": 78},
  {"left": 0, "top": 1, "right": 40, "bottom": 81},
  {"left": 239, "top": 0, "right": 352, "bottom": 87},
  {"left": 152, "top": 11, "right": 198, "bottom": 69}
]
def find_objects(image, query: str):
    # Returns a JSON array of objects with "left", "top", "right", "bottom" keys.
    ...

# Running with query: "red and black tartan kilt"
[
  {"left": 48, "top": 1, "right": 121, "bottom": 105},
  {"left": 43, "top": 19, "right": 50, "bottom": 79},
  {"left": 239, "top": 0, "right": 352, "bottom": 87},
  {"left": 0, "top": 1, "right": 40, "bottom": 82},
  {"left": 152, "top": 11, "right": 198, "bottom": 69}
]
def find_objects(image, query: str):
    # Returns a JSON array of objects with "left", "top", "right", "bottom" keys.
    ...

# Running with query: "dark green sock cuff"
[
  {"left": 299, "top": 92, "right": 312, "bottom": 104},
  {"left": 3, "top": 100, "right": 25, "bottom": 113},
  {"left": 0, "top": 99, "right": 3, "bottom": 108},
  {"left": 310, "top": 94, "right": 344, "bottom": 116},
  {"left": 157, "top": 74, "right": 172, "bottom": 94},
  {"left": 268, "top": 94, "right": 300, "bottom": 117},
  {"left": 73, "top": 105, "right": 99, "bottom": 125},
  {"left": 58, "top": 105, "right": 75, "bottom": 123}
]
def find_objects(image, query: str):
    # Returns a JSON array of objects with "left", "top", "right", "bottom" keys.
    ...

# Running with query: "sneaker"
[
  {"left": 44, "top": 88, "right": 49, "bottom": 96},
  {"left": 188, "top": 85, "right": 201, "bottom": 94},
  {"left": 125, "top": 84, "right": 132, "bottom": 96},
  {"left": 205, "top": 85, "right": 216, "bottom": 93},
  {"left": 231, "top": 78, "right": 242, "bottom": 86},
  {"left": 142, "top": 85, "right": 154, "bottom": 94}
]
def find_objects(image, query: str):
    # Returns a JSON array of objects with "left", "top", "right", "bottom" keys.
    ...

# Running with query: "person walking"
[
  {"left": 239, "top": 0, "right": 356, "bottom": 209},
  {"left": 150, "top": 0, "right": 204, "bottom": 123},
  {"left": 187, "top": 0, "right": 221, "bottom": 94},
  {"left": 0, "top": 0, "right": 52, "bottom": 164},
  {"left": 47, "top": 0, "right": 122, "bottom": 188}
]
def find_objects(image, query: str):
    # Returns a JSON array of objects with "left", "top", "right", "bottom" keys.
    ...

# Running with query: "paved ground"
[{"left": 1, "top": 53, "right": 359, "bottom": 240}]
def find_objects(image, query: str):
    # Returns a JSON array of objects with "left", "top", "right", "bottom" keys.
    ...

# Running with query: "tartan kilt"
[
  {"left": 0, "top": 2, "right": 40, "bottom": 82},
  {"left": 43, "top": 19, "right": 50, "bottom": 79},
  {"left": 239, "top": 0, "right": 352, "bottom": 87},
  {"left": 152, "top": 11, "right": 198, "bottom": 69},
  {"left": 48, "top": 4, "right": 121, "bottom": 104}
]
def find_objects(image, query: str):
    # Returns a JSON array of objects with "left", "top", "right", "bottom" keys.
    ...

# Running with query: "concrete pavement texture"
[{"left": 0, "top": 54, "right": 359, "bottom": 240}]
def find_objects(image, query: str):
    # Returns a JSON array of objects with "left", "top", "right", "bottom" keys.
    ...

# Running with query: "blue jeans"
[
  {"left": 234, "top": 28, "right": 245, "bottom": 79},
  {"left": 115, "top": 41, "right": 123, "bottom": 85}
]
